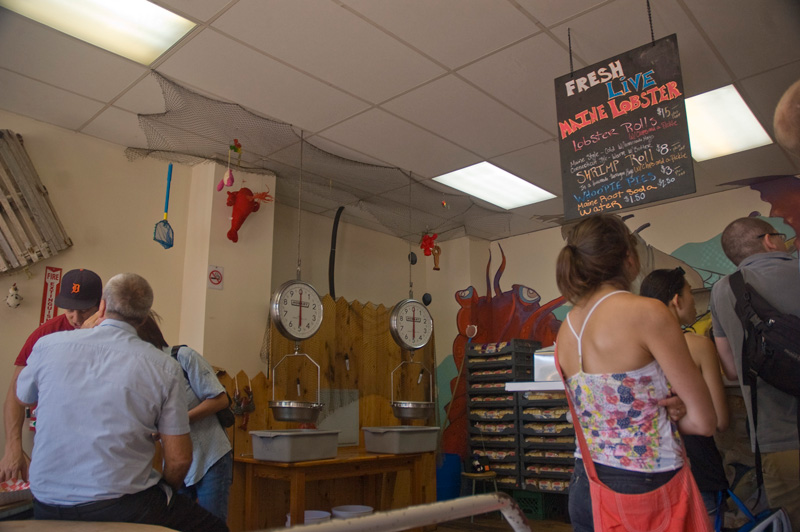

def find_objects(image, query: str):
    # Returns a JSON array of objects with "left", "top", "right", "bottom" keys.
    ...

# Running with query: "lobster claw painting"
[{"left": 226, "top": 187, "right": 273, "bottom": 243}]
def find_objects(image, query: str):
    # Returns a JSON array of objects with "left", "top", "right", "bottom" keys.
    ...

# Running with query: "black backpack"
[
  {"left": 729, "top": 271, "right": 800, "bottom": 397},
  {"left": 728, "top": 270, "right": 800, "bottom": 487}
]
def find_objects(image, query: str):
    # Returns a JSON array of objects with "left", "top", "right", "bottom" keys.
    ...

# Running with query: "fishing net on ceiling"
[{"left": 126, "top": 72, "right": 527, "bottom": 243}]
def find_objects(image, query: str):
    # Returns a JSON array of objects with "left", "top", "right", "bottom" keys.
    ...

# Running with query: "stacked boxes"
[
  {"left": 465, "top": 339, "right": 538, "bottom": 489},
  {"left": 519, "top": 390, "right": 574, "bottom": 493}
]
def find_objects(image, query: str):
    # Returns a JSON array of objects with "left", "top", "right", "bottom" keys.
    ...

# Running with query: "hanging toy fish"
[
  {"left": 226, "top": 186, "right": 274, "bottom": 242},
  {"left": 217, "top": 139, "right": 243, "bottom": 191}
]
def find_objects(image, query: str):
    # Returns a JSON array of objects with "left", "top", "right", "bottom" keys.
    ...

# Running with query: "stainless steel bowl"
[
  {"left": 391, "top": 401, "right": 434, "bottom": 419},
  {"left": 269, "top": 400, "right": 323, "bottom": 423}
]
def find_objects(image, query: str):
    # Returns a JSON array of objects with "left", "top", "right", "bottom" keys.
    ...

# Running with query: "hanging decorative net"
[{"left": 126, "top": 72, "right": 561, "bottom": 243}]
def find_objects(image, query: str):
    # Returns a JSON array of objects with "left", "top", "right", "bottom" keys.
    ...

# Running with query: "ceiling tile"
[
  {"left": 81, "top": 107, "right": 149, "bottom": 148},
  {"left": 114, "top": 76, "right": 168, "bottom": 115},
  {"left": 213, "top": 0, "right": 444, "bottom": 103},
  {"left": 458, "top": 33, "right": 571, "bottom": 131},
  {"left": 318, "top": 109, "right": 480, "bottom": 177},
  {"left": 696, "top": 144, "right": 799, "bottom": 187},
  {"left": 0, "top": 70, "right": 105, "bottom": 130},
  {"left": 739, "top": 63, "right": 800, "bottom": 139},
  {"left": 0, "top": 8, "right": 146, "bottom": 101},
  {"left": 683, "top": 0, "right": 800, "bottom": 79},
  {"left": 549, "top": 0, "right": 731, "bottom": 96},
  {"left": 383, "top": 75, "right": 551, "bottom": 158},
  {"left": 490, "top": 139, "right": 563, "bottom": 197},
  {"left": 515, "top": 0, "right": 612, "bottom": 28},
  {"left": 159, "top": 0, "right": 231, "bottom": 22},
  {"left": 342, "top": 0, "right": 540, "bottom": 68},
  {"left": 157, "top": 29, "right": 370, "bottom": 132}
]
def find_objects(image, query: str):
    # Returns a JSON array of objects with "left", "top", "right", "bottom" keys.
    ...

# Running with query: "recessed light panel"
[
  {"left": 433, "top": 162, "right": 556, "bottom": 210},
  {"left": 686, "top": 85, "right": 772, "bottom": 162},
  {"left": 0, "top": 0, "right": 195, "bottom": 65}
]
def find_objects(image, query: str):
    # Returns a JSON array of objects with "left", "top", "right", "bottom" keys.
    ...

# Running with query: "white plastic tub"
[
  {"left": 332, "top": 505, "right": 374, "bottom": 518},
  {"left": 285, "top": 510, "right": 331, "bottom": 526},
  {"left": 250, "top": 429, "right": 339, "bottom": 462},
  {"left": 362, "top": 426, "right": 439, "bottom": 454}
]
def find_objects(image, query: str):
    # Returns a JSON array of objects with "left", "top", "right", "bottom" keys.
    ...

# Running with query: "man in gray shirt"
[
  {"left": 17, "top": 273, "right": 227, "bottom": 532},
  {"left": 710, "top": 217, "right": 799, "bottom": 529}
]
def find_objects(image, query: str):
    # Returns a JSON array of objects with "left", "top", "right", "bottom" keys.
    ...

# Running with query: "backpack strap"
[
  {"left": 170, "top": 344, "right": 189, "bottom": 382},
  {"left": 727, "top": 272, "right": 767, "bottom": 490}
]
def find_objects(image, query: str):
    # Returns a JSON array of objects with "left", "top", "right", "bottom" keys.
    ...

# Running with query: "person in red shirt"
[{"left": 0, "top": 268, "right": 102, "bottom": 482}]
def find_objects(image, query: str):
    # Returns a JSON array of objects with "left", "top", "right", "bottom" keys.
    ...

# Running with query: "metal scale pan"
[
  {"left": 390, "top": 360, "right": 434, "bottom": 419},
  {"left": 269, "top": 352, "right": 323, "bottom": 423}
]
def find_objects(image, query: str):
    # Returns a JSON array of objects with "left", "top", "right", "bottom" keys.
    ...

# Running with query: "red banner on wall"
[{"left": 40, "top": 266, "right": 62, "bottom": 325}]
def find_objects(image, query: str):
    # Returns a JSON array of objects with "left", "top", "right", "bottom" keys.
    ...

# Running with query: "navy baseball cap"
[{"left": 55, "top": 269, "right": 102, "bottom": 310}]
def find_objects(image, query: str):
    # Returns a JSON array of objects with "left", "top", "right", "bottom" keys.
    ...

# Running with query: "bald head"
[
  {"left": 774, "top": 79, "right": 800, "bottom": 158},
  {"left": 720, "top": 217, "right": 776, "bottom": 266}
]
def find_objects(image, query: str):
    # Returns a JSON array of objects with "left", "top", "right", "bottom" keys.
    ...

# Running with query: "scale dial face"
[
  {"left": 390, "top": 299, "right": 433, "bottom": 350},
  {"left": 271, "top": 280, "right": 323, "bottom": 341}
]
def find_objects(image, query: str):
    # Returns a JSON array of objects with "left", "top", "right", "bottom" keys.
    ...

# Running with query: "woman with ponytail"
[{"left": 555, "top": 214, "right": 715, "bottom": 531}]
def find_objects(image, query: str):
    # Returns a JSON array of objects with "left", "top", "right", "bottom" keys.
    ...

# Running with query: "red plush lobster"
[{"left": 226, "top": 187, "right": 273, "bottom": 242}]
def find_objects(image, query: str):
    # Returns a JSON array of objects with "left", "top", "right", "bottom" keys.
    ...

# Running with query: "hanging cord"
[
  {"left": 647, "top": 0, "right": 655, "bottom": 45},
  {"left": 568, "top": 28, "right": 574, "bottom": 77},
  {"left": 408, "top": 172, "right": 413, "bottom": 299},
  {"left": 296, "top": 132, "right": 304, "bottom": 280}
]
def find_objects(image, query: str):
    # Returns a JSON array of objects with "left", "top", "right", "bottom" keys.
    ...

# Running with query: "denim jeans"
[
  {"left": 179, "top": 451, "right": 233, "bottom": 522},
  {"left": 569, "top": 459, "right": 680, "bottom": 532},
  {"left": 34, "top": 481, "right": 228, "bottom": 532}
]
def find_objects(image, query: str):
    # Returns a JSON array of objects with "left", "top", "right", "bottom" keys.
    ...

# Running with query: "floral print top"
[
  {"left": 564, "top": 291, "right": 684, "bottom": 472},
  {"left": 566, "top": 361, "right": 684, "bottom": 471}
]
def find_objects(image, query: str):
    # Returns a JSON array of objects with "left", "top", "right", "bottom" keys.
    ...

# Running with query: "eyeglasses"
[{"left": 756, "top": 232, "right": 787, "bottom": 241}]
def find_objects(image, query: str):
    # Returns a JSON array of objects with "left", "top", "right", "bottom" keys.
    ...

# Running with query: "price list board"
[{"left": 555, "top": 34, "right": 695, "bottom": 220}]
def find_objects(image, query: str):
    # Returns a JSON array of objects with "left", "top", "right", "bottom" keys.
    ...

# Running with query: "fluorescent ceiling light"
[
  {"left": 433, "top": 162, "right": 555, "bottom": 210},
  {"left": 0, "top": 0, "right": 195, "bottom": 65},
  {"left": 686, "top": 85, "right": 772, "bottom": 162}
]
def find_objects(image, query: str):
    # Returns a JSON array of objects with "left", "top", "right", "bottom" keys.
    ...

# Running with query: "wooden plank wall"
[{"left": 222, "top": 295, "right": 438, "bottom": 531}]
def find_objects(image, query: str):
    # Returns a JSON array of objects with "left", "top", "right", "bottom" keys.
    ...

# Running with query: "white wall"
[
  {"left": 0, "top": 110, "right": 190, "bottom": 454},
  {"left": 270, "top": 203, "right": 427, "bottom": 306}
]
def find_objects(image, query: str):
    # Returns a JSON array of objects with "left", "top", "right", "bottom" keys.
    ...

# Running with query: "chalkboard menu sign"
[{"left": 555, "top": 34, "right": 694, "bottom": 220}]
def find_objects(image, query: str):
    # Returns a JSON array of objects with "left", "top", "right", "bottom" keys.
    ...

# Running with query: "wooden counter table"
[{"left": 234, "top": 447, "right": 430, "bottom": 530}]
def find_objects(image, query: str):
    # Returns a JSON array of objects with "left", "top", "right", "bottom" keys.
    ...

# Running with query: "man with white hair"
[{"left": 16, "top": 273, "right": 227, "bottom": 532}]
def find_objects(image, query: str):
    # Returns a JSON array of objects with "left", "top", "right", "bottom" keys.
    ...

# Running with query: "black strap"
[
  {"left": 170, "top": 344, "right": 189, "bottom": 382},
  {"left": 728, "top": 272, "right": 771, "bottom": 491}
]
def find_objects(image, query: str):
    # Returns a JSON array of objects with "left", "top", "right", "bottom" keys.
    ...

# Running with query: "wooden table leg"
[
  {"left": 410, "top": 455, "right": 423, "bottom": 506},
  {"left": 289, "top": 470, "right": 306, "bottom": 526},
  {"left": 244, "top": 463, "right": 255, "bottom": 531}
]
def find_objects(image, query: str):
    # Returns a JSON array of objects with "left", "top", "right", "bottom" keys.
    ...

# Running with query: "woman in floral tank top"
[{"left": 554, "top": 214, "right": 716, "bottom": 532}]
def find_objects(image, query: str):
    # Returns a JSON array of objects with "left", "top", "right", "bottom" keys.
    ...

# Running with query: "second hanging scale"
[{"left": 388, "top": 297, "right": 435, "bottom": 419}]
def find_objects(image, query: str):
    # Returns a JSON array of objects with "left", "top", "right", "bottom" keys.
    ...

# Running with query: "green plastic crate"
[{"left": 511, "top": 490, "right": 568, "bottom": 521}]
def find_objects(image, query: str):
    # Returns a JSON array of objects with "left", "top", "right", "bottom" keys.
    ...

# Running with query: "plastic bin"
[
  {"left": 285, "top": 510, "right": 331, "bottom": 526},
  {"left": 512, "top": 489, "right": 568, "bottom": 520},
  {"left": 331, "top": 505, "right": 373, "bottom": 518},
  {"left": 362, "top": 426, "right": 439, "bottom": 454},
  {"left": 250, "top": 429, "right": 339, "bottom": 462}
]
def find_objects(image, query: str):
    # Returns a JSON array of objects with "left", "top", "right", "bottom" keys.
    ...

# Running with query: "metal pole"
[{"left": 262, "top": 492, "right": 530, "bottom": 532}]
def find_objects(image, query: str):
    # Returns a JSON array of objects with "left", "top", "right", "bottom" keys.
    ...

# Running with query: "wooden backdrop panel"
[{"left": 227, "top": 294, "right": 437, "bottom": 531}]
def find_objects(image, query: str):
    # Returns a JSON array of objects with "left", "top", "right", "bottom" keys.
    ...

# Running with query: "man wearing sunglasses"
[{"left": 710, "top": 217, "right": 799, "bottom": 530}]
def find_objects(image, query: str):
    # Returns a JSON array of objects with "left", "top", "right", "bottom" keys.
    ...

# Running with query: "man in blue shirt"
[{"left": 16, "top": 273, "right": 227, "bottom": 532}]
